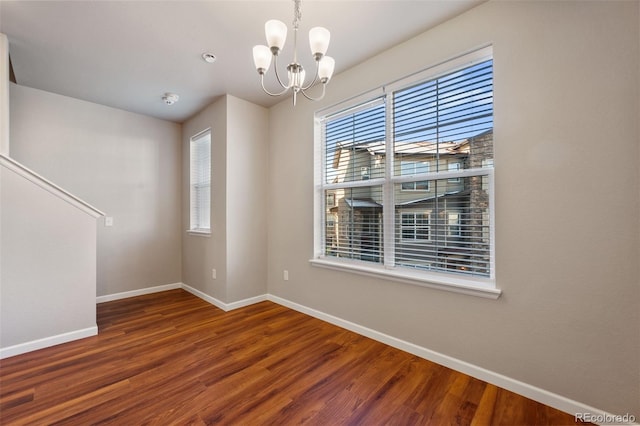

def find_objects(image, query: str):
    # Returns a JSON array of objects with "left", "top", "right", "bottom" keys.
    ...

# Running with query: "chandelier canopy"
[{"left": 252, "top": 0, "right": 335, "bottom": 106}]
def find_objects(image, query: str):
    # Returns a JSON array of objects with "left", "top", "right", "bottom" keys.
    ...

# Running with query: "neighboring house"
[{"left": 325, "top": 129, "right": 493, "bottom": 276}]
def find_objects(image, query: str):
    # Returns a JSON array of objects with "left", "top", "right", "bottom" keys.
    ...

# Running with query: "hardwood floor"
[{"left": 0, "top": 289, "right": 588, "bottom": 425}]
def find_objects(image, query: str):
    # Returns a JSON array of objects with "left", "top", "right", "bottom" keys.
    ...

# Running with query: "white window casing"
[
  {"left": 188, "top": 128, "right": 211, "bottom": 235},
  {"left": 312, "top": 46, "right": 500, "bottom": 299}
]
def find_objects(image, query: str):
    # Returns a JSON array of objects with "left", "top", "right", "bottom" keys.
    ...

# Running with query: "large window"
[
  {"left": 314, "top": 47, "right": 497, "bottom": 296},
  {"left": 189, "top": 129, "right": 211, "bottom": 233}
]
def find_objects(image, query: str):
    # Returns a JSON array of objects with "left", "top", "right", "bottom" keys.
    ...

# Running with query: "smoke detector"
[
  {"left": 162, "top": 93, "right": 179, "bottom": 105},
  {"left": 202, "top": 53, "right": 217, "bottom": 63}
]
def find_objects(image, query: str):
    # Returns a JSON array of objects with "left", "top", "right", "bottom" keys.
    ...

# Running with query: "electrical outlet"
[
  {"left": 212, "top": 269, "right": 217, "bottom": 279},
  {"left": 283, "top": 270, "right": 289, "bottom": 281}
]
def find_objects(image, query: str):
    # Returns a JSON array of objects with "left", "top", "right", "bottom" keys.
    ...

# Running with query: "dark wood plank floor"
[{"left": 0, "top": 289, "right": 588, "bottom": 425}]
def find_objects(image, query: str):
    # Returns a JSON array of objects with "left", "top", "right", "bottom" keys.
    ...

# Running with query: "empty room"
[{"left": 0, "top": 0, "right": 638, "bottom": 424}]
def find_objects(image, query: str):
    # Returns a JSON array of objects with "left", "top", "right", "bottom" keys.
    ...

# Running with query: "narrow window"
[{"left": 190, "top": 129, "right": 211, "bottom": 233}]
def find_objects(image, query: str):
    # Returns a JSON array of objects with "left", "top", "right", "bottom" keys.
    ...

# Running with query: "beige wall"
[
  {"left": 1, "top": 165, "right": 97, "bottom": 348},
  {"left": 267, "top": 0, "right": 639, "bottom": 417},
  {"left": 226, "top": 95, "right": 269, "bottom": 302},
  {"left": 182, "top": 96, "right": 228, "bottom": 301},
  {"left": 182, "top": 95, "right": 268, "bottom": 303},
  {"left": 0, "top": 34, "right": 9, "bottom": 155},
  {"left": 9, "top": 84, "right": 182, "bottom": 296}
]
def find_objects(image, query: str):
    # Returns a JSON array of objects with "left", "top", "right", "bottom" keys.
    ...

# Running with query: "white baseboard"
[
  {"left": 96, "top": 282, "right": 182, "bottom": 303},
  {"left": 181, "top": 283, "right": 267, "bottom": 312},
  {"left": 0, "top": 326, "right": 97, "bottom": 359},
  {"left": 98, "top": 282, "right": 267, "bottom": 312},
  {"left": 226, "top": 294, "right": 269, "bottom": 311},
  {"left": 181, "top": 283, "right": 227, "bottom": 310},
  {"left": 267, "top": 294, "right": 637, "bottom": 426}
]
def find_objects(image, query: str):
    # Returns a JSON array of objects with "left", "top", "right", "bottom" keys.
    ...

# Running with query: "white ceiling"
[{"left": 0, "top": 0, "right": 484, "bottom": 123}]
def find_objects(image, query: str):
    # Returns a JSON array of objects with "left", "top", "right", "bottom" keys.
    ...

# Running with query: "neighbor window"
[
  {"left": 400, "top": 212, "right": 431, "bottom": 241},
  {"left": 189, "top": 129, "right": 211, "bottom": 233},
  {"left": 447, "top": 212, "right": 461, "bottom": 237},
  {"left": 401, "top": 161, "right": 430, "bottom": 191},
  {"left": 447, "top": 162, "right": 461, "bottom": 182},
  {"left": 313, "top": 46, "right": 497, "bottom": 297}
]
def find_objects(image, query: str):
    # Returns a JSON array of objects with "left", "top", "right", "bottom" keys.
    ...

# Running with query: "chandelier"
[{"left": 252, "top": 0, "right": 335, "bottom": 106}]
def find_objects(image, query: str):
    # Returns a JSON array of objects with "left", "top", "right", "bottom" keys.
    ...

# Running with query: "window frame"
[
  {"left": 447, "top": 162, "right": 461, "bottom": 183},
  {"left": 312, "top": 46, "right": 499, "bottom": 299},
  {"left": 447, "top": 211, "right": 462, "bottom": 237},
  {"left": 188, "top": 128, "right": 212, "bottom": 236},
  {"left": 400, "top": 211, "right": 432, "bottom": 242},
  {"left": 400, "top": 161, "right": 431, "bottom": 191}
]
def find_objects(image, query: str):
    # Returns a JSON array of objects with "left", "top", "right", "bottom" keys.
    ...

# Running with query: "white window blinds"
[
  {"left": 392, "top": 58, "right": 493, "bottom": 277},
  {"left": 317, "top": 48, "right": 494, "bottom": 283},
  {"left": 190, "top": 129, "right": 211, "bottom": 232},
  {"left": 322, "top": 98, "right": 386, "bottom": 263}
]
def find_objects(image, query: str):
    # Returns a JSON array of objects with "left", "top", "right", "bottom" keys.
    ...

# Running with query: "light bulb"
[
  {"left": 253, "top": 45, "right": 272, "bottom": 73},
  {"left": 265, "top": 19, "right": 287, "bottom": 52},
  {"left": 318, "top": 56, "right": 335, "bottom": 82},
  {"left": 309, "top": 27, "right": 330, "bottom": 58}
]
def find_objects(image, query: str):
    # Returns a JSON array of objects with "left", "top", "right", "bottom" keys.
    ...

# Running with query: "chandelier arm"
[
  {"left": 301, "top": 60, "right": 320, "bottom": 91},
  {"left": 302, "top": 73, "right": 320, "bottom": 91},
  {"left": 260, "top": 73, "right": 291, "bottom": 97},
  {"left": 272, "top": 54, "right": 290, "bottom": 90},
  {"left": 299, "top": 82, "right": 327, "bottom": 102}
]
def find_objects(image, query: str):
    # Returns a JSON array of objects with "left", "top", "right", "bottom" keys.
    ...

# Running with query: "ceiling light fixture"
[
  {"left": 252, "top": 0, "right": 335, "bottom": 106},
  {"left": 162, "top": 93, "right": 179, "bottom": 105},
  {"left": 202, "top": 53, "right": 217, "bottom": 63}
]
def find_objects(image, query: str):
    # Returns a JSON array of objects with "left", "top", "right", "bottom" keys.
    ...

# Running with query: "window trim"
[
  {"left": 186, "top": 229, "right": 212, "bottom": 237},
  {"left": 309, "top": 257, "right": 500, "bottom": 299},
  {"left": 188, "top": 128, "right": 212, "bottom": 235},
  {"left": 312, "top": 46, "right": 499, "bottom": 299}
]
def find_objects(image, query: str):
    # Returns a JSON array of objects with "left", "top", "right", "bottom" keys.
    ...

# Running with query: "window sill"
[
  {"left": 309, "top": 257, "right": 501, "bottom": 299},
  {"left": 186, "top": 229, "right": 211, "bottom": 237}
]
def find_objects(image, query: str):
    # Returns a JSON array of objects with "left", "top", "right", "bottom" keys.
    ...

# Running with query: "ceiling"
[{"left": 0, "top": 0, "right": 484, "bottom": 123}]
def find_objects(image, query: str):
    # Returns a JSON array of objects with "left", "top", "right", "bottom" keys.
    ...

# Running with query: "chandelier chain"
[{"left": 293, "top": 0, "right": 302, "bottom": 30}]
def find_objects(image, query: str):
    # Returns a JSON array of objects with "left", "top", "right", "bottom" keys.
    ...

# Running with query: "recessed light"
[
  {"left": 202, "top": 53, "right": 217, "bottom": 63},
  {"left": 162, "top": 93, "right": 179, "bottom": 105}
]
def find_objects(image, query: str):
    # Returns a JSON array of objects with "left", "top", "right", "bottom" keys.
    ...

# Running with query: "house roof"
[
  {"left": 345, "top": 198, "right": 382, "bottom": 208},
  {"left": 397, "top": 189, "right": 470, "bottom": 206},
  {"left": 331, "top": 139, "right": 468, "bottom": 169},
  {"left": 367, "top": 140, "right": 468, "bottom": 155},
  {"left": 335, "top": 128, "right": 495, "bottom": 156}
]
